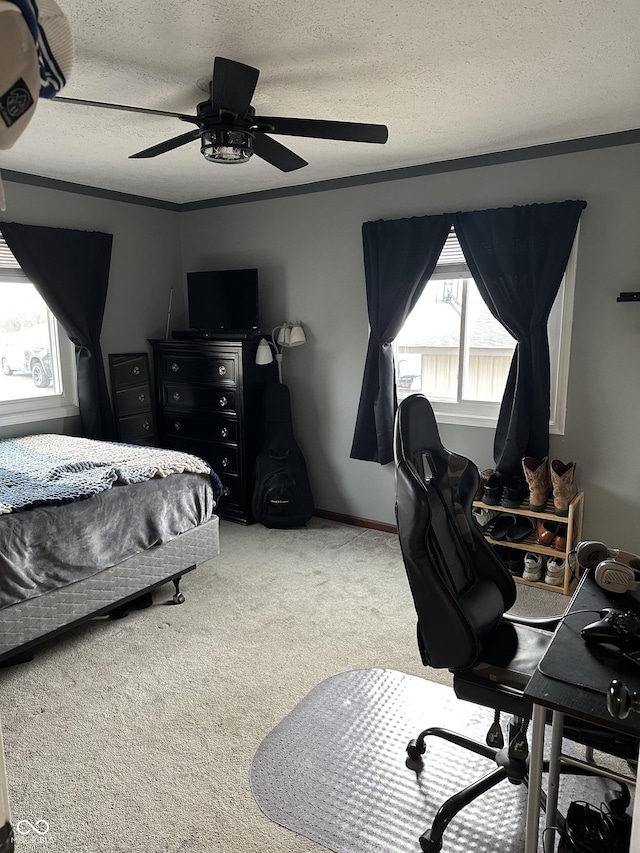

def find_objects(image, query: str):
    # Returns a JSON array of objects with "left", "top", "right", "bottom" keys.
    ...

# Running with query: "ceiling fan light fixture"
[
  {"left": 200, "top": 127, "right": 253, "bottom": 163},
  {"left": 56, "top": 58, "right": 388, "bottom": 170}
]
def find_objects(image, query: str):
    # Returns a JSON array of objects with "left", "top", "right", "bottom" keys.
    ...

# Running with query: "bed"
[{"left": 0, "top": 434, "right": 222, "bottom": 666}]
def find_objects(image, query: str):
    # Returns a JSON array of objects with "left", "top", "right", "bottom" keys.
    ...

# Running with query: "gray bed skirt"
[{"left": 0, "top": 515, "right": 220, "bottom": 663}]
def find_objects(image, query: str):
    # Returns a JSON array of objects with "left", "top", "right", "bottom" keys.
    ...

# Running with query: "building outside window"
[{"left": 393, "top": 227, "right": 576, "bottom": 434}]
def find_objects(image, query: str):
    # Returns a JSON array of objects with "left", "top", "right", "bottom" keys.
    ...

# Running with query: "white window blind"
[
  {"left": 430, "top": 228, "right": 470, "bottom": 280},
  {"left": 0, "top": 235, "right": 28, "bottom": 279}
]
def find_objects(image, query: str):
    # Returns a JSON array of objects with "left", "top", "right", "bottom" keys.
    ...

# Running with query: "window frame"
[
  {"left": 0, "top": 263, "right": 79, "bottom": 428},
  {"left": 393, "top": 228, "right": 578, "bottom": 435}
]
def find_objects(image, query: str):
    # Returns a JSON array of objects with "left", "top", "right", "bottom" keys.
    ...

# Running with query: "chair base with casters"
[
  {"left": 393, "top": 394, "right": 636, "bottom": 852},
  {"left": 407, "top": 718, "right": 530, "bottom": 852}
]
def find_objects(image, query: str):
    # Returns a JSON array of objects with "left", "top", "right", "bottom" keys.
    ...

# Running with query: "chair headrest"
[{"left": 394, "top": 393, "right": 448, "bottom": 479}]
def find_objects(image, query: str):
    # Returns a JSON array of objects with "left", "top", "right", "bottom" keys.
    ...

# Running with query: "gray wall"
[
  {"left": 179, "top": 142, "right": 640, "bottom": 550},
  {"left": 4, "top": 141, "right": 640, "bottom": 552},
  {"left": 0, "top": 180, "right": 183, "bottom": 437}
]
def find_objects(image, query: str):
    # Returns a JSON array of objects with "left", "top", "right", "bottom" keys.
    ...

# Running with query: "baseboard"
[{"left": 313, "top": 509, "right": 397, "bottom": 534}]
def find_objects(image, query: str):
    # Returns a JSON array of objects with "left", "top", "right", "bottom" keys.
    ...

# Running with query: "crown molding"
[{"left": 3, "top": 127, "right": 639, "bottom": 212}]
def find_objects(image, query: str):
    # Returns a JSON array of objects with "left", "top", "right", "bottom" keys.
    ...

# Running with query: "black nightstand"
[{"left": 109, "top": 352, "right": 157, "bottom": 446}]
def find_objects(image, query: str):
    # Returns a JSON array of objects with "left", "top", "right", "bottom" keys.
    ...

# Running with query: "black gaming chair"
[{"left": 393, "top": 394, "right": 634, "bottom": 852}]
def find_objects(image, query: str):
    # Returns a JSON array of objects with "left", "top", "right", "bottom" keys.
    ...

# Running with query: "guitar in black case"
[{"left": 252, "top": 383, "right": 314, "bottom": 528}]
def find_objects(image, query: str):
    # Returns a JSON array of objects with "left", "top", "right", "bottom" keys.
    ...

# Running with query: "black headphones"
[{"left": 576, "top": 540, "right": 640, "bottom": 593}]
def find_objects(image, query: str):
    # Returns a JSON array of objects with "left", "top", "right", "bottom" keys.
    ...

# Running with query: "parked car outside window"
[
  {"left": 398, "top": 374, "right": 420, "bottom": 390},
  {"left": 0, "top": 325, "right": 53, "bottom": 388}
]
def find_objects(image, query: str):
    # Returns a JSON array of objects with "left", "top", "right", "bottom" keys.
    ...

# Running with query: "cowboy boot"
[
  {"left": 522, "top": 456, "right": 551, "bottom": 512},
  {"left": 550, "top": 459, "right": 577, "bottom": 516}
]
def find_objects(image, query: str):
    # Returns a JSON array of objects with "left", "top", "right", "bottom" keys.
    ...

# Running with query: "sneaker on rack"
[
  {"left": 471, "top": 506, "right": 499, "bottom": 532},
  {"left": 522, "top": 552, "right": 545, "bottom": 582},
  {"left": 545, "top": 556, "right": 565, "bottom": 586}
]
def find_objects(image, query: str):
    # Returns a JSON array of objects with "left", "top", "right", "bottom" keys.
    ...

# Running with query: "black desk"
[{"left": 524, "top": 571, "right": 640, "bottom": 852}]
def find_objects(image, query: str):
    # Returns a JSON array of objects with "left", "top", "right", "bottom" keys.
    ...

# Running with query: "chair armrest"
[{"left": 504, "top": 612, "right": 562, "bottom": 632}]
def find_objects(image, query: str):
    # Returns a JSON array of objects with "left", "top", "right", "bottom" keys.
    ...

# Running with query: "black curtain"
[
  {"left": 0, "top": 222, "right": 116, "bottom": 439},
  {"left": 454, "top": 200, "right": 586, "bottom": 475},
  {"left": 350, "top": 214, "right": 452, "bottom": 464}
]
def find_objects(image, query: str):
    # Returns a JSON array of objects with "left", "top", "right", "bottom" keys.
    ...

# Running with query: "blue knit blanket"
[{"left": 0, "top": 434, "right": 220, "bottom": 514}]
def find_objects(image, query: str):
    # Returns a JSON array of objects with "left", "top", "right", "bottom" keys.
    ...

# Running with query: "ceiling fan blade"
[
  {"left": 129, "top": 129, "right": 201, "bottom": 159},
  {"left": 210, "top": 57, "right": 259, "bottom": 117},
  {"left": 54, "top": 96, "right": 199, "bottom": 123},
  {"left": 253, "top": 116, "right": 388, "bottom": 144},
  {"left": 252, "top": 133, "right": 308, "bottom": 172}
]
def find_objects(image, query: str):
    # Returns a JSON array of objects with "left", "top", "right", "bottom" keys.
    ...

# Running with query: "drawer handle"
[
  {"left": 172, "top": 391, "right": 181, "bottom": 401},
  {"left": 143, "top": 421, "right": 150, "bottom": 431},
  {"left": 138, "top": 393, "right": 146, "bottom": 403},
  {"left": 133, "top": 365, "right": 141, "bottom": 375},
  {"left": 219, "top": 395, "right": 228, "bottom": 408},
  {"left": 221, "top": 456, "right": 230, "bottom": 468},
  {"left": 171, "top": 362, "right": 179, "bottom": 373},
  {"left": 222, "top": 485, "right": 230, "bottom": 497},
  {"left": 220, "top": 426, "right": 229, "bottom": 438},
  {"left": 173, "top": 421, "right": 181, "bottom": 431},
  {"left": 218, "top": 365, "right": 227, "bottom": 376}
]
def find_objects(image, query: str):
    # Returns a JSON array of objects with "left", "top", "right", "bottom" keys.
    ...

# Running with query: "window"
[
  {"left": 0, "top": 236, "right": 78, "bottom": 426},
  {"left": 393, "top": 227, "right": 576, "bottom": 434}
]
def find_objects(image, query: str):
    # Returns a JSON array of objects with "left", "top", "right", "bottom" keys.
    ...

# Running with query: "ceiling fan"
[{"left": 55, "top": 57, "right": 389, "bottom": 172}]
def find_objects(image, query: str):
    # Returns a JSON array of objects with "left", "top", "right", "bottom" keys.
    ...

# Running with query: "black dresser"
[
  {"left": 149, "top": 337, "right": 277, "bottom": 524},
  {"left": 109, "top": 352, "right": 157, "bottom": 445}
]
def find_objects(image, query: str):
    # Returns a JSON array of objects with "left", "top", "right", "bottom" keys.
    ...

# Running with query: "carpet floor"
[
  {"left": 251, "top": 669, "right": 615, "bottom": 853},
  {"left": 0, "top": 518, "right": 584, "bottom": 852}
]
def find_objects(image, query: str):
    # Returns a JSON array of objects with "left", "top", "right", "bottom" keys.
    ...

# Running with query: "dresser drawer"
[
  {"left": 161, "top": 435, "right": 238, "bottom": 476},
  {"left": 161, "top": 412, "right": 239, "bottom": 445},
  {"left": 173, "top": 412, "right": 238, "bottom": 444},
  {"left": 162, "top": 383, "right": 236, "bottom": 413},
  {"left": 119, "top": 412, "right": 156, "bottom": 443},
  {"left": 115, "top": 384, "right": 153, "bottom": 416},
  {"left": 210, "top": 416, "right": 238, "bottom": 444},
  {"left": 160, "top": 354, "right": 237, "bottom": 385},
  {"left": 111, "top": 354, "right": 151, "bottom": 389},
  {"left": 207, "top": 446, "right": 239, "bottom": 475},
  {"left": 216, "top": 473, "right": 243, "bottom": 511}
]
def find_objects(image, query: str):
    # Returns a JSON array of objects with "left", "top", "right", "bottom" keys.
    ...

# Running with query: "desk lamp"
[{"left": 256, "top": 323, "right": 306, "bottom": 383}]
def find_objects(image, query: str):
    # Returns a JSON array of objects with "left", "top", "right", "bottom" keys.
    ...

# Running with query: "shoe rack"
[{"left": 472, "top": 491, "right": 584, "bottom": 595}]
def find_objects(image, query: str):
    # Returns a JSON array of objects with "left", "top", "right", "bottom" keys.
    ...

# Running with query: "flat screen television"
[{"left": 186, "top": 269, "right": 259, "bottom": 331}]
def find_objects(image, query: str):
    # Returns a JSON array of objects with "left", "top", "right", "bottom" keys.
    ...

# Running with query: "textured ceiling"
[{"left": 2, "top": 0, "right": 639, "bottom": 205}]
